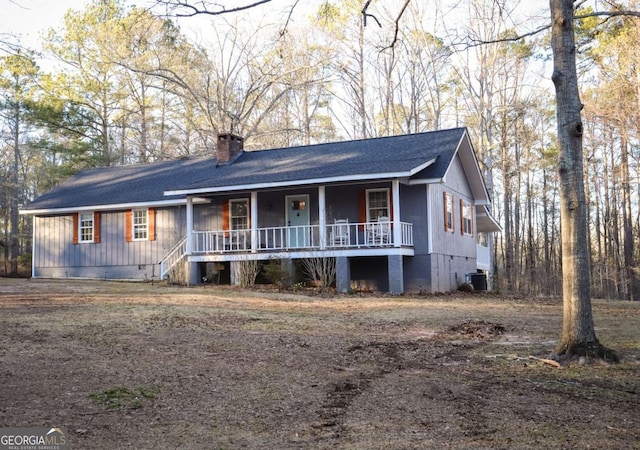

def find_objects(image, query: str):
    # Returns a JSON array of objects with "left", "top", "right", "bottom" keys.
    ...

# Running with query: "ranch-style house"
[{"left": 21, "top": 128, "right": 501, "bottom": 293}]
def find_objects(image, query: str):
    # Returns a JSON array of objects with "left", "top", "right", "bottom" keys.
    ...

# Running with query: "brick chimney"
[{"left": 217, "top": 133, "right": 244, "bottom": 164}]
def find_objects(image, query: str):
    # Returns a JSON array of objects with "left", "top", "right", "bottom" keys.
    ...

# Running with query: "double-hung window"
[
  {"left": 125, "top": 208, "right": 155, "bottom": 242},
  {"left": 461, "top": 200, "right": 473, "bottom": 236},
  {"left": 79, "top": 213, "right": 94, "bottom": 242},
  {"left": 229, "top": 199, "right": 249, "bottom": 230},
  {"left": 132, "top": 209, "right": 148, "bottom": 240},
  {"left": 367, "top": 189, "right": 390, "bottom": 221},
  {"left": 444, "top": 192, "right": 454, "bottom": 232}
]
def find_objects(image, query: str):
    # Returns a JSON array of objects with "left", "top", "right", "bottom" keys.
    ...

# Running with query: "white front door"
[{"left": 286, "top": 194, "right": 310, "bottom": 248}]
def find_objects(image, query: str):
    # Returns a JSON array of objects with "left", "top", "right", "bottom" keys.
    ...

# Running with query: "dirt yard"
[{"left": 1, "top": 278, "right": 639, "bottom": 449}]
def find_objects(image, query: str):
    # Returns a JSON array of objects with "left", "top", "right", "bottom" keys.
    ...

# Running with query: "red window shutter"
[
  {"left": 451, "top": 195, "right": 455, "bottom": 233},
  {"left": 148, "top": 208, "right": 156, "bottom": 241},
  {"left": 222, "top": 201, "right": 230, "bottom": 236},
  {"left": 73, "top": 213, "right": 79, "bottom": 244},
  {"left": 94, "top": 211, "right": 101, "bottom": 243},
  {"left": 358, "top": 190, "right": 367, "bottom": 230},
  {"left": 460, "top": 199, "right": 464, "bottom": 235},
  {"left": 443, "top": 193, "right": 448, "bottom": 231},
  {"left": 125, "top": 210, "right": 133, "bottom": 242}
]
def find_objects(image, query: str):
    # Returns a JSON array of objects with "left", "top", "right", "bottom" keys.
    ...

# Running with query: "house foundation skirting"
[{"left": 185, "top": 252, "right": 410, "bottom": 294}]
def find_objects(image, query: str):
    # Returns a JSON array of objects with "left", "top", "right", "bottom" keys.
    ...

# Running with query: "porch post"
[
  {"left": 388, "top": 255, "right": 404, "bottom": 293},
  {"left": 392, "top": 179, "right": 401, "bottom": 247},
  {"left": 185, "top": 196, "right": 199, "bottom": 285},
  {"left": 426, "top": 184, "right": 433, "bottom": 254},
  {"left": 186, "top": 196, "right": 194, "bottom": 254},
  {"left": 336, "top": 256, "right": 350, "bottom": 293},
  {"left": 31, "top": 216, "right": 37, "bottom": 278},
  {"left": 251, "top": 191, "right": 258, "bottom": 253},
  {"left": 318, "top": 185, "right": 326, "bottom": 249}
]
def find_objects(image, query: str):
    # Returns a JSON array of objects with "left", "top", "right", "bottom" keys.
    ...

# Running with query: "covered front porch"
[
  {"left": 161, "top": 180, "right": 414, "bottom": 278},
  {"left": 160, "top": 219, "right": 415, "bottom": 281}
]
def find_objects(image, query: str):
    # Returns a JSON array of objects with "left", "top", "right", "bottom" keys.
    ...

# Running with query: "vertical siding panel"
[
  {"left": 111, "top": 212, "right": 118, "bottom": 266},
  {"left": 97, "top": 212, "right": 106, "bottom": 267},
  {"left": 70, "top": 215, "right": 77, "bottom": 267},
  {"left": 40, "top": 216, "right": 46, "bottom": 268},
  {"left": 47, "top": 216, "right": 53, "bottom": 268},
  {"left": 64, "top": 215, "right": 73, "bottom": 268},
  {"left": 33, "top": 217, "right": 39, "bottom": 270},
  {"left": 53, "top": 216, "right": 57, "bottom": 267},
  {"left": 53, "top": 216, "right": 58, "bottom": 267},
  {"left": 45, "top": 217, "right": 51, "bottom": 268},
  {"left": 105, "top": 212, "right": 112, "bottom": 267},
  {"left": 115, "top": 212, "right": 122, "bottom": 267},
  {"left": 117, "top": 212, "right": 124, "bottom": 267},
  {"left": 36, "top": 217, "right": 43, "bottom": 268},
  {"left": 123, "top": 211, "right": 128, "bottom": 266},
  {"left": 460, "top": 199, "right": 464, "bottom": 235},
  {"left": 109, "top": 212, "right": 116, "bottom": 266}
]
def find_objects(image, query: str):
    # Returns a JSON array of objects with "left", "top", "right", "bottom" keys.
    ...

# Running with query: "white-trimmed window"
[
  {"left": 444, "top": 192, "right": 454, "bottom": 232},
  {"left": 367, "top": 189, "right": 390, "bottom": 221},
  {"left": 230, "top": 199, "right": 249, "bottom": 230},
  {"left": 126, "top": 208, "right": 155, "bottom": 242},
  {"left": 461, "top": 200, "right": 473, "bottom": 236},
  {"left": 133, "top": 209, "right": 148, "bottom": 240},
  {"left": 79, "top": 213, "right": 94, "bottom": 242}
]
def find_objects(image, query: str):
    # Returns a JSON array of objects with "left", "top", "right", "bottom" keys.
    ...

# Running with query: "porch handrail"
[
  {"left": 192, "top": 229, "right": 252, "bottom": 253},
  {"left": 159, "top": 235, "right": 188, "bottom": 279},
  {"left": 188, "top": 222, "right": 413, "bottom": 254}
]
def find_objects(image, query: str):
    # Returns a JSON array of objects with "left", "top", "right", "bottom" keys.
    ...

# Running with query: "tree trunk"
[
  {"left": 620, "top": 133, "right": 637, "bottom": 300},
  {"left": 549, "top": 0, "right": 616, "bottom": 362}
]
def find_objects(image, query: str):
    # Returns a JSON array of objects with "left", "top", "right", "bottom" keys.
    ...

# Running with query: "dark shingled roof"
[{"left": 24, "top": 128, "right": 466, "bottom": 211}]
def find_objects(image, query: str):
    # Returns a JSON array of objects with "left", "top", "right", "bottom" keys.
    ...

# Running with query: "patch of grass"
[{"left": 90, "top": 385, "right": 160, "bottom": 411}]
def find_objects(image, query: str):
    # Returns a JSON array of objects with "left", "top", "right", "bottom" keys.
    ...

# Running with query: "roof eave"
[
  {"left": 20, "top": 197, "right": 209, "bottom": 215},
  {"left": 476, "top": 205, "right": 502, "bottom": 232},
  {"left": 163, "top": 170, "right": 417, "bottom": 197},
  {"left": 442, "top": 130, "right": 491, "bottom": 203}
]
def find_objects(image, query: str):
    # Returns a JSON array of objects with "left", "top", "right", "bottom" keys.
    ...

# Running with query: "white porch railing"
[{"left": 189, "top": 221, "right": 413, "bottom": 254}]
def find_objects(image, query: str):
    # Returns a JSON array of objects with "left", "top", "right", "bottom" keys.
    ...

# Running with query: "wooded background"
[{"left": 1, "top": 0, "right": 638, "bottom": 300}]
